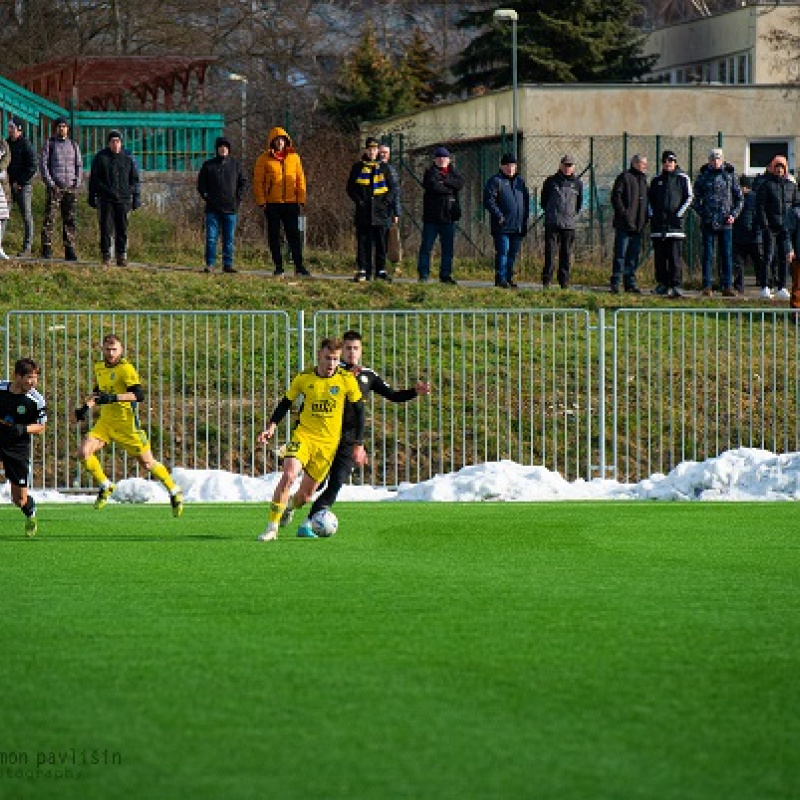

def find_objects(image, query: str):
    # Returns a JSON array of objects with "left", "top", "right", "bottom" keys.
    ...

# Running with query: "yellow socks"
[
  {"left": 269, "top": 501, "right": 286, "bottom": 526},
  {"left": 150, "top": 461, "right": 177, "bottom": 493},
  {"left": 81, "top": 455, "right": 108, "bottom": 486}
]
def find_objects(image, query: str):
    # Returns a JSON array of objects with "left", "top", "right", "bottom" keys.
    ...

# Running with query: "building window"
[
  {"left": 719, "top": 60, "right": 727, "bottom": 83},
  {"left": 747, "top": 141, "right": 791, "bottom": 175},
  {"left": 738, "top": 54, "right": 749, "bottom": 84}
]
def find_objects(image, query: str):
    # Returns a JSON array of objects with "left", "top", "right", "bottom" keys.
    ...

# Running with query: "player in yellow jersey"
[
  {"left": 256, "top": 337, "right": 367, "bottom": 541},
  {"left": 74, "top": 333, "right": 183, "bottom": 517}
]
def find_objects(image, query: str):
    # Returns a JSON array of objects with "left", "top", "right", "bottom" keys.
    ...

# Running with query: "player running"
[
  {"left": 75, "top": 333, "right": 183, "bottom": 516},
  {"left": 0, "top": 358, "right": 47, "bottom": 536},
  {"left": 257, "top": 337, "right": 367, "bottom": 541},
  {"left": 296, "top": 330, "right": 431, "bottom": 538}
]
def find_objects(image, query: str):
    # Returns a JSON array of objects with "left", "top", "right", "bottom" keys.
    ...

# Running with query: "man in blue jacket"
[{"left": 484, "top": 153, "right": 529, "bottom": 288}]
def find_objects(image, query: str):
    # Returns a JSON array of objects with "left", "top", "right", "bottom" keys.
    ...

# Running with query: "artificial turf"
[{"left": 1, "top": 501, "right": 798, "bottom": 800}]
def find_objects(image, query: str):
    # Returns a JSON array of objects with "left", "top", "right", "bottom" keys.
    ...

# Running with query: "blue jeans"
[
  {"left": 205, "top": 212, "right": 237, "bottom": 269},
  {"left": 611, "top": 229, "right": 643, "bottom": 288},
  {"left": 493, "top": 233, "right": 522, "bottom": 283},
  {"left": 417, "top": 222, "right": 455, "bottom": 280},
  {"left": 701, "top": 226, "right": 733, "bottom": 289}
]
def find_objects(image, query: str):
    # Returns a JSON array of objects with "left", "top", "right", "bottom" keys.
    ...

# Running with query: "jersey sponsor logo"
[{"left": 311, "top": 398, "right": 336, "bottom": 413}]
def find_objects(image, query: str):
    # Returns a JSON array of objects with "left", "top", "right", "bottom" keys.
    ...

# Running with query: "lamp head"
[{"left": 493, "top": 8, "right": 519, "bottom": 21}]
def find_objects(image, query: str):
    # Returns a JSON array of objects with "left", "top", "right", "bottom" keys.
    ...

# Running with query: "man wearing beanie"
[
  {"left": 88, "top": 130, "right": 140, "bottom": 267},
  {"left": 648, "top": 150, "right": 693, "bottom": 298},
  {"left": 39, "top": 117, "right": 82, "bottom": 260},
  {"left": 483, "top": 153, "right": 529, "bottom": 288},
  {"left": 6, "top": 118, "right": 36, "bottom": 256},
  {"left": 198, "top": 136, "right": 247, "bottom": 274},
  {"left": 347, "top": 136, "right": 397, "bottom": 282}
]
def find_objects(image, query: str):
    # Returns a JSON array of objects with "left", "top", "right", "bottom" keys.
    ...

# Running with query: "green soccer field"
[{"left": 1, "top": 501, "right": 798, "bottom": 800}]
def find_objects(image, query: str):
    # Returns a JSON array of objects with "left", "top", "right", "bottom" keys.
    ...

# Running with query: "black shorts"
[{"left": 0, "top": 448, "right": 30, "bottom": 487}]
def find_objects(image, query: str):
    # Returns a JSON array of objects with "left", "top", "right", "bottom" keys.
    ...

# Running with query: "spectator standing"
[
  {"left": 416, "top": 146, "right": 463, "bottom": 284},
  {"left": 88, "top": 130, "right": 140, "bottom": 267},
  {"left": 692, "top": 147, "right": 743, "bottom": 297},
  {"left": 378, "top": 144, "right": 402, "bottom": 268},
  {"left": 197, "top": 136, "right": 246, "bottom": 274},
  {"left": 541, "top": 155, "right": 583, "bottom": 289},
  {"left": 253, "top": 127, "right": 310, "bottom": 277},
  {"left": 610, "top": 154, "right": 649, "bottom": 294},
  {"left": 39, "top": 117, "right": 82, "bottom": 261},
  {"left": 732, "top": 176, "right": 763, "bottom": 297},
  {"left": 6, "top": 117, "right": 36, "bottom": 256},
  {"left": 0, "top": 138, "right": 9, "bottom": 259},
  {"left": 347, "top": 137, "right": 396, "bottom": 282},
  {"left": 755, "top": 155, "right": 798, "bottom": 300},
  {"left": 483, "top": 153, "right": 529, "bottom": 288},
  {"left": 648, "top": 150, "right": 692, "bottom": 298},
  {"left": 786, "top": 202, "right": 800, "bottom": 309}
]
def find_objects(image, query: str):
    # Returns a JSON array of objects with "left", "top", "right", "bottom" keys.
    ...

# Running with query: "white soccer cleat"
[
  {"left": 775, "top": 287, "right": 791, "bottom": 300},
  {"left": 760, "top": 287, "right": 774, "bottom": 300},
  {"left": 259, "top": 529, "right": 278, "bottom": 541}
]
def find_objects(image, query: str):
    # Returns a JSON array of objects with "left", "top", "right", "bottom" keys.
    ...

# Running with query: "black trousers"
[
  {"left": 265, "top": 203, "right": 303, "bottom": 272},
  {"left": 762, "top": 229, "right": 791, "bottom": 290},
  {"left": 652, "top": 237, "right": 683, "bottom": 288},
  {"left": 542, "top": 225, "right": 575, "bottom": 288},
  {"left": 733, "top": 241, "right": 762, "bottom": 291},
  {"left": 310, "top": 439, "right": 356, "bottom": 516},
  {"left": 99, "top": 200, "right": 129, "bottom": 258},
  {"left": 355, "top": 223, "right": 387, "bottom": 278}
]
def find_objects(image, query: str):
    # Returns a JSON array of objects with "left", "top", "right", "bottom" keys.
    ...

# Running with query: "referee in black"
[
  {"left": 297, "top": 330, "right": 431, "bottom": 537},
  {"left": 0, "top": 358, "right": 47, "bottom": 536}
]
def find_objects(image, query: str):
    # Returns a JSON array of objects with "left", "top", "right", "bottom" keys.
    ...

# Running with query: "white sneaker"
[
  {"left": 258, "top": 529, "right": 278, "bottom": 541},
  {"left": 760, "top": 287, "right": 774, "bottom": 300},
  {"left": 775, "top": 287, "right": 791, "bottom": 300},
  {"left": 0, "top": 249, "right": 9, "bottom": 260}
]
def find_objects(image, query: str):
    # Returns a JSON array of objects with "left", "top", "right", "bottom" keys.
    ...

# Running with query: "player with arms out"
[
  {"left": 0, "top": 358, "right": 47, "bottom": 536},
  {"left": 75, "top": 333, "right": 183, "bottom": 516},
  {"left": 297, "top": 330, "right": 431, "bottom": 538},
  {"left": 257, "top": 337, "right": 367, "bottom": 541}
]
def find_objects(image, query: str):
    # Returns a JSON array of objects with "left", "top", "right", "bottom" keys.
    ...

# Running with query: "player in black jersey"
[
  {"left": 297, "top": 330, "right": 431, "bottom": 538},
  {"left": 0, "top": 358, "right": 47, "bottom": 536}
]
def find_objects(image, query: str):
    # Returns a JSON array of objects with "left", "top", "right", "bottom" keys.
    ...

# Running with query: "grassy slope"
[{"left": 1, "top": 502, "right": 798, "bottom": 800}]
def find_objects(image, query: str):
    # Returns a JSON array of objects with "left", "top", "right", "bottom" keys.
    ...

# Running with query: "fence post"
[
  {"left": 596, "top": 307, "right": 606, "bottom": 480},
  {"left": 622, "top": 131, "right": 628, "bottom": 171}
]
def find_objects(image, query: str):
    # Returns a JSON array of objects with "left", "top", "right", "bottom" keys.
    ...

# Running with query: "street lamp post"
[
  {"left": 493, "top": 8, "right": 518, "bottom": 160},
  {"left": 227, "top": 72, "right": 248, "bottom": 162}
]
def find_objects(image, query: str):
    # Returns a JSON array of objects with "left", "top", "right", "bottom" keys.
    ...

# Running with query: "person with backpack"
[{"left": 39, "top": 117, "right": 82, "bottom": 261}]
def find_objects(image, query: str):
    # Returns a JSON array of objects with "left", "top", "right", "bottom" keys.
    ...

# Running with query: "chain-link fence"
[{"left": 379, "top": 126, "right": 724, "bottom": 281}]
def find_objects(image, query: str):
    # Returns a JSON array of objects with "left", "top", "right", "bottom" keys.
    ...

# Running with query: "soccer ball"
[{"left": 310, "top": 509, "right": 338, "bottom": 537}]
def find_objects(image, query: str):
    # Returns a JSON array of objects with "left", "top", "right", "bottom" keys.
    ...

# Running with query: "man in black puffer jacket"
[
  {"left": 755, "top": 155, "right": 798, "bottom": 299},
  {"left": 610, "top": 154, "right": 649, "bottom": 294},
  {"left": 6, "top": 118, "right": 37, "bottom": 256},
  {"left": 197, "top": 136, "right": 247, "bottom": 274},
  {"left": 649, "top": 150, "right": 693, "bottom": 298},
  {"left": 88, "top": 130, "right": 140, "bottom": 267},
  {"left": 541, "top": 155, "right": 583, "bottom": 289}
]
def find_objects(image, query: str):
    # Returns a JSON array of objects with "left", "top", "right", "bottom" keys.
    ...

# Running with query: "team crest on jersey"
[
  {"left": 330, "top": 387, "right": 340, "bottom": 395},
  {"left": 109, "top": 372, "right": 115, "bottom": 381},
  {"left": 17, "top": 405, "right": 26, "bottom": 414},
  {"left": 360, "top": 375, "right": 368, "bottom": 383}
]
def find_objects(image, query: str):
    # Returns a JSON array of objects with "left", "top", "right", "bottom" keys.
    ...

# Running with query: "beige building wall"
[{"left": 641, "top": 5, "right": 799, "bottom": 84}]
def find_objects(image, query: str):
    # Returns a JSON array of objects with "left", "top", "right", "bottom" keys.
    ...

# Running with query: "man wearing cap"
[
  {"left": 610, "top": 154, "right": 649, "bottom": 294},
  {"left": 198, "top": 136, "right": 247, "bottom": 274},
  {"left": 346, "top": 137, "right": 397, "bottom": 282},
  {"left": 755, "top": 155, "right": 798, "bottom": 300},
  {"left": 648, "top": 150, "right": 693, "bottom": 298},
  {"left": 483, "top": 153, "right": 529, "bottom": 288},
  {"left": 6, "top": 118, "right": 36, "bottom": 257},
  {"left": 417, "top": 145, "right": 464, "bottom": 284},
  {"left": 541, "top": 155, "right": 583, "bottom": 289},
  {"left": 39, "top": 117, "right": 82, "bottom": 261},
  {"left": 692, "top": 147, "right": 743, "bottom": 297},
  {"left": 88, "top": 130, "right": 140, "bottom": 267}
]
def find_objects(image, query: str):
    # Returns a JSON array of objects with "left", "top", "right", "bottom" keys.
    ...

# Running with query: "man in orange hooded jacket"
[{"left": 253, "top": 126, "right": 310, "bottom": 276}]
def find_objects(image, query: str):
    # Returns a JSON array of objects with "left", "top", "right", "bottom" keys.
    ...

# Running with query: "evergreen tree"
[
  {"left": 400, "top": 28, "right": 442, "bottom": 106},
  {"left": 324, "top": 23, "right": 408, "bottom": 128},
  {"left": 454, "top": 0, "right": 657, "bottom": 90}
]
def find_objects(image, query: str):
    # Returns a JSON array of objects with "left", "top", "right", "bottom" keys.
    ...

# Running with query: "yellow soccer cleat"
[
  {"left": 170, "top": 491, "right": 184, "bottom": 518},
  {"left": 94, "top": 483, "right": 116, "bottom": 510},
  {"left": 24, "top": 516, "right": 38, "bottom": 537}
]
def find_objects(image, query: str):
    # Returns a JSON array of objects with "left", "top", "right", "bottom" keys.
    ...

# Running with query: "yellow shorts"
[
  {"left": 88, "top": 419, "right": 151, "bottom": 457},
  {"left": 281, "top": 434, "right": 337, "bottom": 483}
]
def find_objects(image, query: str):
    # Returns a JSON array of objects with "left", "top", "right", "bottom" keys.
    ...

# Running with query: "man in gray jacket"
[
  {"left": 39, "top": 117, "right": 82, "bottom": 260},
  {"left": 541, "top": 155, "right": 583, "bottom": 289}
]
